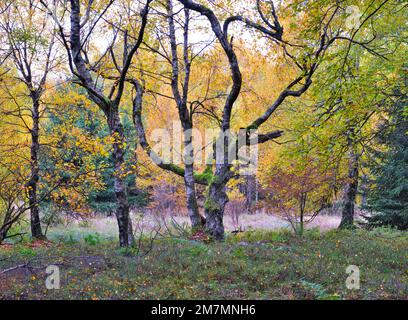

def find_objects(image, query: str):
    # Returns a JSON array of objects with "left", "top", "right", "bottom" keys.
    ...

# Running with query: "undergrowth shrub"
[
  {"left": 227, "top": 229, "right": 292, "bottom": 243},
  {"left": 84, "top": 233, "right": 101, "bottom": 246}
]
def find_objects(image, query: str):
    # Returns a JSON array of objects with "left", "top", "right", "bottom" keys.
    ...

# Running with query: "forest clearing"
[
  {"left": 0, "top": 0, "right": 407, "bottom": 302},
  {"left": 1, "top": 227, "right": 408, "bottom": 300},
  {"left": 1, "top": 211, "right": 407, "bottom": 300}
]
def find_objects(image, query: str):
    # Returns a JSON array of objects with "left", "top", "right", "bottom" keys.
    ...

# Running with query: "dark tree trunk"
[
  {"left": 28, "top": 94, "right": 45, "bottom": 240},
  {"left": 0, "top": 230, "right": 6, "bottom": 244},
  {"left": 339, "top": 142, "right": 359, "bottom": 229},
  {"left": 204, "top": 177, "right": 228, "bottom": 240},
  {"left": 0, "top": 213, "right": 12, "bottom": 244},
  {"left": 109, "top": 111, "right": 134, "bottom": 247},
  {"left": 203, "top": 160, "right": 232, "bottom": 240}
]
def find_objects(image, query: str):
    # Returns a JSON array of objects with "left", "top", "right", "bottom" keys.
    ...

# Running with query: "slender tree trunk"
[
  {"left": 299, "top": 192, "right": 306, "bottom": 236},
  {"left": 109, "top": 111, "right": 134, "bottom": 247},
  {"left": 339, "top": 140, "right": 359, "bottom": 229},
  {"left": 360, "top": 175, "right": 368, "bottom": 207},
  {"left": 28, "top": 95, "right": 45, "bottom": 240},
  {"left": 0, "top": 230, "right": 6, "bottom": 244},
  {"left": 183, "top": 126, "right": 203, "bottom": 229},
  {"left": 184, "top": 164, "right": 202, "bottom": 228},
  {"left": 0, "top": 213, "right": 11, "bottom": 244}
]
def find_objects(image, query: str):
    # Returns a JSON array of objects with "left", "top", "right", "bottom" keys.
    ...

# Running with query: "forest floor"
[{"left": 0, "top": 227, "right": 407, "bottom": 300}]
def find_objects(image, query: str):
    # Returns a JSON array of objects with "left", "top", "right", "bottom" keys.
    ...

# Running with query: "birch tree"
[
  {"left": 134, "top": 0, "right": 394, "bottom": 239},
  {"left": 0, "top": 0, "right": 60, "bottom": 239},
  {"left": 40, "top": 0, "right": 152, "bottom": 246}
]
